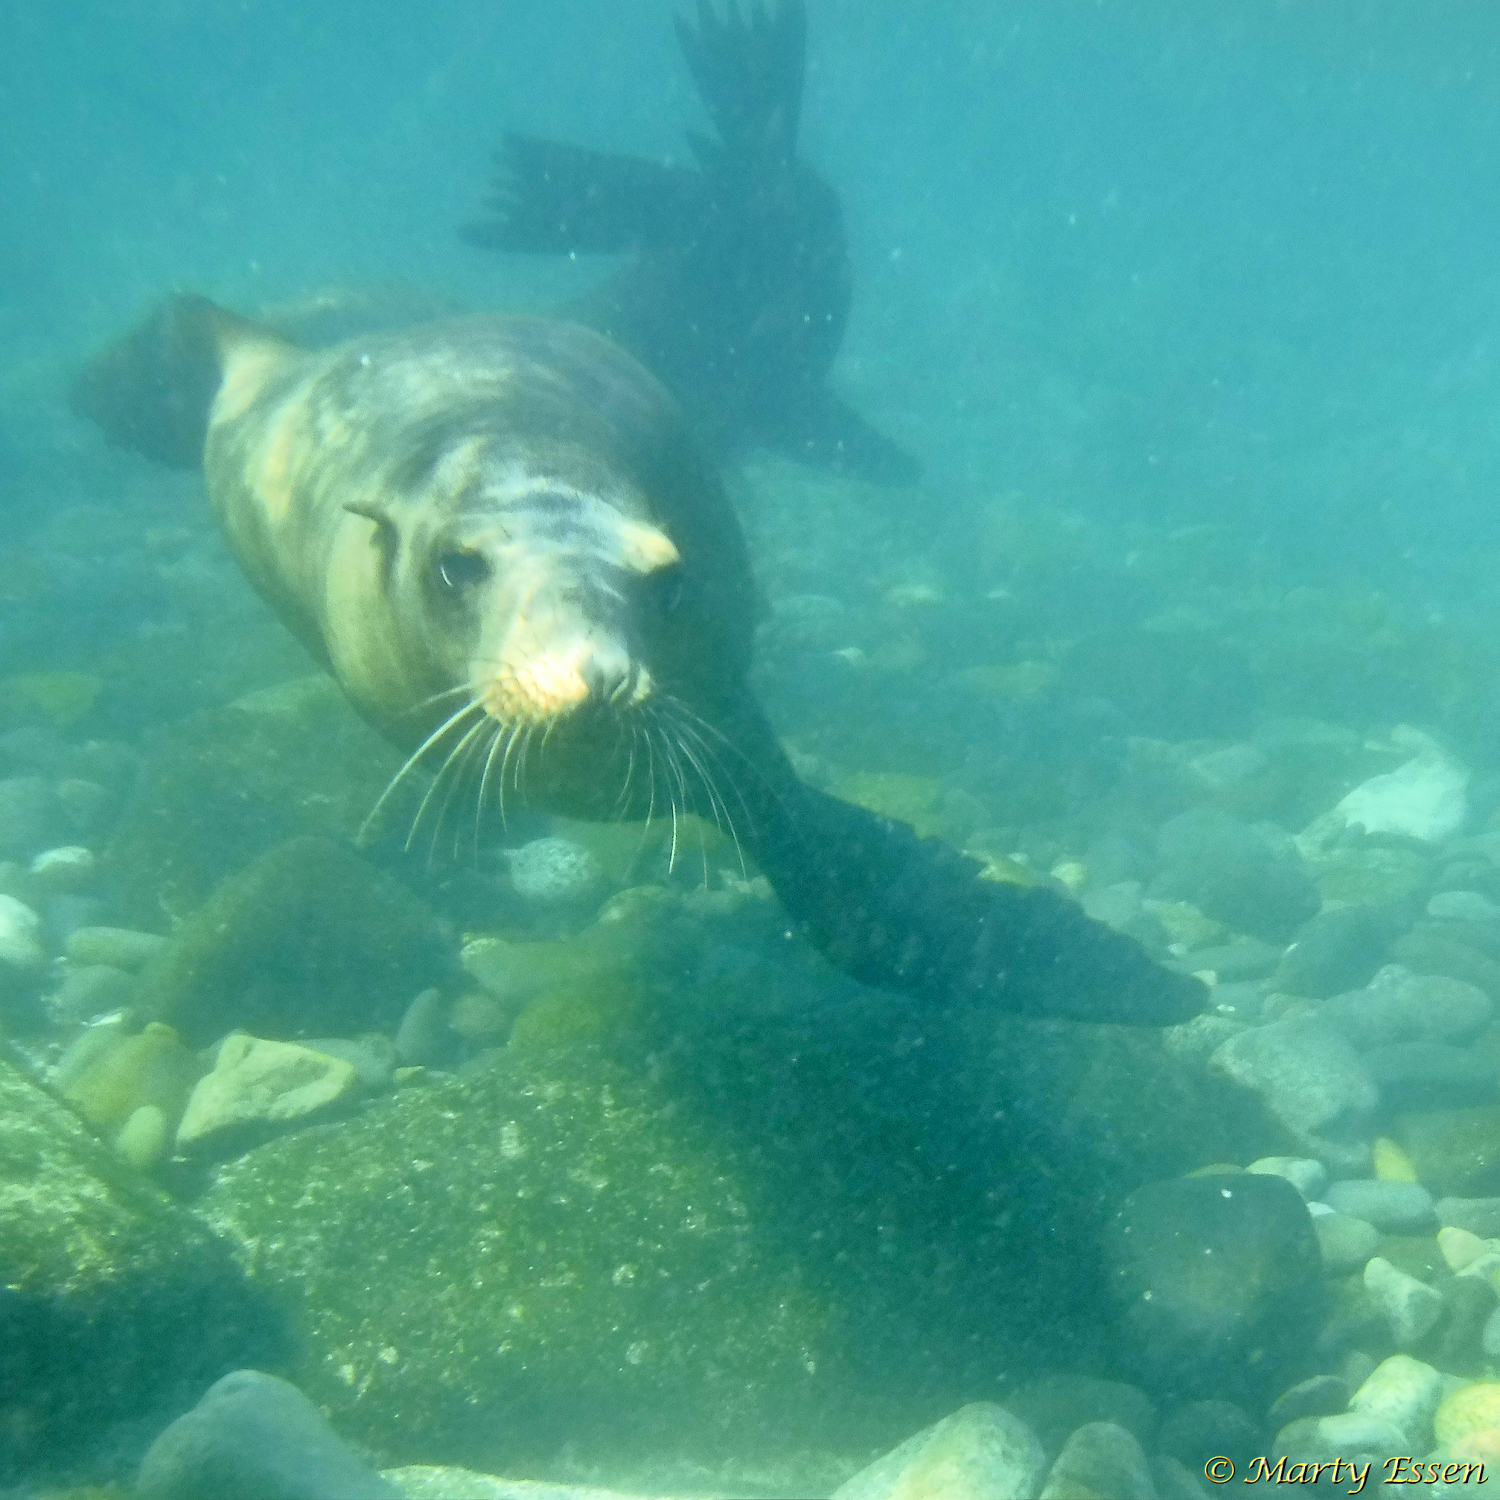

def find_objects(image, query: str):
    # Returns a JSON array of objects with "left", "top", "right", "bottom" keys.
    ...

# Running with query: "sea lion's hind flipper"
[
  {"left": 462, "top": 135, "right": 704, "bottom": 255},
  {"left": 755, "top": 779, "right": 1206, "bottom": 1026},
  {"left": 675, "top": 1, "right": 806, "bottom": 168},
  {"left": 69, "top": 294, "right": 285, "bottom": 469}
]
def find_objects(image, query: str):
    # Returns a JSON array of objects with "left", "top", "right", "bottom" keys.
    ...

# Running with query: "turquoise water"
[{"left": 6, "top": 3, "right": 1500, "bottom": 1496}]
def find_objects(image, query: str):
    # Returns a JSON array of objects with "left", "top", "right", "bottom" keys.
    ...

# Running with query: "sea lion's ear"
[
  {"left": 342, "top": 498, "right": 397, "bottom": 530},
  {"left": 70, "top": 293, "right": 294, "bottom": 470},
  {"left": 342, "top": 499, "right": 401, "bottom": 583}
]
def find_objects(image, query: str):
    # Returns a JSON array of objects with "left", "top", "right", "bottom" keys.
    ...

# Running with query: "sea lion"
[
  {"left": 71, "top": 294, "right": 1203, "bottom": 1026},
  {"left": 462, "top": 0, "right": 922, "bottom": 488}
]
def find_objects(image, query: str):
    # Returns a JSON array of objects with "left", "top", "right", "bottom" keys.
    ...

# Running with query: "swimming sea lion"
[
  {"left": 71, "top": 294, "right": 1203, "bottom": 1026},
  {"left": 462, "top": 0, "right": 922, "bottom": 488}
]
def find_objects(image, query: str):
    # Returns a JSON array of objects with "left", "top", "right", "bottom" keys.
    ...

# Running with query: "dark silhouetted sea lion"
[
  {"left": 70, "top": 294, "right": 1202, "bottom": 1026},
  {"left": 462, "top": 0, "right": 921, "bottom": 488}
]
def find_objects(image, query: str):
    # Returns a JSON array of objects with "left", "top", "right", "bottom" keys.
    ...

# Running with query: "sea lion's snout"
[
  {"left": 450, "top": 485, "right": 680, "bottom": 727},
  {"left": 479, "top": 638, "right": 652, "bottom": 724}
]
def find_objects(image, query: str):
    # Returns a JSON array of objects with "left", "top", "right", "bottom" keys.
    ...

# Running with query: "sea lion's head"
[
  {"left": 349, "top": 438, "right": 683, "bottom": 725},
  {"left": 304, "top": 325, "right": 753, "bottom": 832}
]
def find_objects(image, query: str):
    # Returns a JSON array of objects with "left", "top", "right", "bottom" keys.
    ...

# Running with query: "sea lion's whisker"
[
  {"left": 410, "top": 712, "right": 489, "bottom": 859},
  {"left": 621, "top": 722, "right": 661, "bottom": 876},
  {"left": 398, "top": 681, "right": 483, "bottom": 720},
  {"left": 679, "top": 740, "right": 714, "bottom": 890},
  {"left": 661, "top": 698, "right": 761, "bottom": 855},
  {"left": 651, "top": 717, "right": 687, "bottom": 876},
  {"left": 667, "top": 714, "right": 747, "bottom": 880},
  {"left": 641, "top": 722, "right": 661, "bottom": 851},
  {"left": 440, "top": 716, "right": 492, "bottom": 864},
  {"left": 517, "top": 721, "right": 537, "bottom": 808},
  {"left": 647, "top": 706, "right": 713, "bottom": 889},
  {"left": 670, "top": 695, "right": 799, "bottom": 842},
  {"left": 476, "top": 717, "right": 508, "bottom": 847},
  {"left": 650, "top": 721, "right": 681, "bottom": 876},
  {"left": 496, "top": 720, "right": 525, "bottom": 832},
  {"left": 361, "top": 699, "right": 483, "bottom": 847},
  {"left": 657, "top": 707, "right": 727, "bottom": 835}
]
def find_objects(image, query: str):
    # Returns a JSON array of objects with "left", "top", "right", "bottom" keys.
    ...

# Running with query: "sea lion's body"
[{"left": 72, "top": 295, "right": 1204, "bottom": 1027}]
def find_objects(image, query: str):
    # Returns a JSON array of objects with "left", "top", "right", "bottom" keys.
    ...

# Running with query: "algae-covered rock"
[
  {"left": 1392, "top": 927, "right": 1500, "bottom": 999},
  {"left": 196, "top": 1044, "right": 835, "bottom": 1474},
  {"left": 58, "top": 1019, "right": 202, "bottom": 1168},
  {"left": 1, "top": 671, "right": 102, "bottom": 732},
  {"left": 0, "top": 1053, "right": 286, "bottom": 1478},
  {"left": 136, "top": 836, "right": 450, "bottom": 1046},
  {"left": 1393, "top": 1105, "right": 1500, "bottom": 1198},
  {"left": 1038, "top": 1421, "right": 1157, "bottom": 1500},
  {"left": 137, "top": 1367, "right": 401, "bottom": 1500},
  {"left": 507, "top": 980, "right": 650, "bottom": 1052},
  {"left": 462, "top": 887, "right": 690, "bottom": 1010},
  {"left": 1302, "top": 842, "right": 1436, "bottom": 910},
  {"left": 100, "top": 675, "right": 403, "bottom": 930},
  {"left": 193, "top": 982, "right": 1290, "bottom": 1479}
]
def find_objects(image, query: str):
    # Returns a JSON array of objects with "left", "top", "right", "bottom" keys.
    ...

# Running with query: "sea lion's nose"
[{"left": 583, "top": 642, "right": 643, "bottom": 705}]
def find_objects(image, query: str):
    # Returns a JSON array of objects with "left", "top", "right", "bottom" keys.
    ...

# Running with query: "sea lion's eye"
[{"left": 436, "top": 550, "right": 490, "bottom": 590}]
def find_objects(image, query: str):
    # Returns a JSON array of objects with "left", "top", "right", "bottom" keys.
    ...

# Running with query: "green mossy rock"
[
  {"left": 99, "top": 675, "right": 402, "bottom": 931},
  {"left": 197, "top": 1044, "right": 833, "bottom": 1476},
  {"left": 975, "top": 1014, "right": 1295, "bottom": 1189},
  {"left": 58, "top": 1022, "right": 200, "bottom": 1134},
  {"left": 193, "top": 990, "right": 1289, "bottom": 1481},
  {"left": 507, "top": 980, "right": 650, "bottom": 1051},
  {"left": 136, "top": 836, "right": 450, "bottom": 1046},
  {"left": 0, "top": 1054, "right": 286, "bottom": 1474},
  {"left": 1106, "top": 1172, "right": 1326, "bottom": 1409},
  {"left": 1393, "top": 1105, "right": 1500, "bottom": 1198}
]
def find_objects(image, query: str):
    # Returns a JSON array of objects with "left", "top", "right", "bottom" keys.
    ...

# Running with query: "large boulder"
[
  {"left": 0, "top": 1054, "right": 287, "bottom": 1483},
  {"left": 194, "top": 978, "right": 1290, "bottom": 1481}
]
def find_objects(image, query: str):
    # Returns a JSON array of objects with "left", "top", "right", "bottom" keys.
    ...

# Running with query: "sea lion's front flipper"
[
  {"left": 763, "top": 385, "right": 923, "bottom": 488},
  {"left": 725, "top": 702, "right": 1205, "bottom": 1026},
  {"left": 461, "top": 135, "right": 704, "bottom": 256},
  {"left": 70, "top": 294, "right": 293, "bottom": 469}
]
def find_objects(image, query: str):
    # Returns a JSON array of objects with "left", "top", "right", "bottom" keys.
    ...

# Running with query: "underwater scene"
[{"left": 9, "top": 1, "right": 1500, "bottom": 1496}]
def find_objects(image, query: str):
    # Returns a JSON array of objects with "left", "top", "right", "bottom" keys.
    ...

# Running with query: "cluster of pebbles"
[{"left": 0, "top": 732, "right": 138, "bottom": 1022}]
